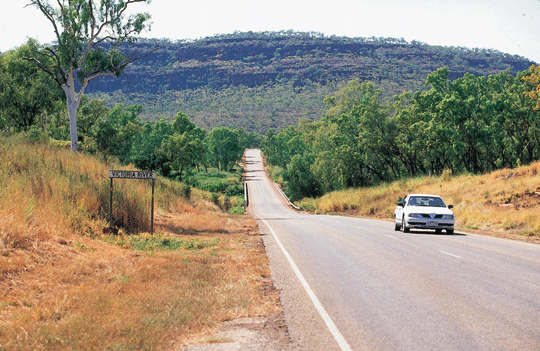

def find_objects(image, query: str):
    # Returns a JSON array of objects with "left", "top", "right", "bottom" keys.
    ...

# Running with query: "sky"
[{"left": 1, "top": 0, "right": 539, "bottom": 64}]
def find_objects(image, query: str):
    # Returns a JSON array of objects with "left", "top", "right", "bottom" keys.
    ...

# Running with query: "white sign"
[{"left": 109, "top": 170, "right": 156, "bottom": 179}]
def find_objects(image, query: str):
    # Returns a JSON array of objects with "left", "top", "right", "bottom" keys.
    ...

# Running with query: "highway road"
[{"left": 244, "top": 149, "right": 540, "bottom": 350}]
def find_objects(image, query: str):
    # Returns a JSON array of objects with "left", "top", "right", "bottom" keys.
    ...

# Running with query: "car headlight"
[
  {"left": 408, "top": 213, "right": 422, "bottom": 218},
  {"left": 442, "top": 214, "right": 454, "bottom": 219}
]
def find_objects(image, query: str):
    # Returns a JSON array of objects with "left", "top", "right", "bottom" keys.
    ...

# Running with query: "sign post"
[{"left": 109, "top": 170, "right": 157, "bottom": 234}]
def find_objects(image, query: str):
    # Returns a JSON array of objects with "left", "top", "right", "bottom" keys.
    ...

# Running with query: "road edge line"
[{"left": 257, "top": 216, "right": 353, "bottom": 351}]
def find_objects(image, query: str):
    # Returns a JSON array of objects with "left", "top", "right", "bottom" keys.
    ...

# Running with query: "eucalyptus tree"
[
  {"left": 206, "top": 127, "right": 242, "bottom": 170},
  {"left": 158, "top": 131, "right": 205, "bottom": 182},
  {"left": 154, "top": 111, "right": 206, "bottom": 181},
  {"left": 94, "top": 104, "right": 144, "bottom": 162},
  {"left": 25, "top": 0, "right": 155, "bottom": 151},
  {"left": 496, "top": 71, "right": 540, "bottom": 166}
]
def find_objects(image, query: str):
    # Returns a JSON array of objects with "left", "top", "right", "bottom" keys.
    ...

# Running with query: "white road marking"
[
  {"left": 258, "top": 216, "right": 353, "bottom": 351},
  {"left": 386, "top": 234, "right": 398, "bottom": 239},
  {"left": 440, "top": 251, "right": 462, "bottom": 259}
]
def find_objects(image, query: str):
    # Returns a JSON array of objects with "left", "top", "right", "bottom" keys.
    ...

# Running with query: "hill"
[{"left": 85, "top": 31, "right": 535, "bottom": 134}]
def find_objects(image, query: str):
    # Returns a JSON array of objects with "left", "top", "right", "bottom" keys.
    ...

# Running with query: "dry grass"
[
  {"left": 298, "top": 162, "right": 540, "bottom": 241},
  {"left": 0, "top": 136, "right": 279, "bottom": 350}
]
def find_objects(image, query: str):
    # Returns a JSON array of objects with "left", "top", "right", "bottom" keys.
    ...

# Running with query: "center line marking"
[
  {"left": 440, "top": 251, "right": 462, "bottom": 259},
  {"left": 386, "top": 234, "right": 398, "bottom": 239}
]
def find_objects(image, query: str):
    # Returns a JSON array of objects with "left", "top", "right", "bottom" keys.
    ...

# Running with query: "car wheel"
[
  {"left": 435, "top": 229, "right": 442, "bottom": 234},
  {"left": 394, "top": 215, "right": 401, "bottom": 231},
  {"left": 401, "top": 215, "right": 409, "bottom": 233},
  {"left": 446, "top": 228, "right": 454, "bottom": 235}
]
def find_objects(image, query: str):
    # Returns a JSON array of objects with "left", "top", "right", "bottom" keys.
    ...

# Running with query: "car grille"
[{"left": 420, "top": 214, "right": 443, "bottom": 218}]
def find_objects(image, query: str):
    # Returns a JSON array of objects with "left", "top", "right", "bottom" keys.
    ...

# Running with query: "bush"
[{"left": 230, "top": 206, "right": 245, "bottom": 214}]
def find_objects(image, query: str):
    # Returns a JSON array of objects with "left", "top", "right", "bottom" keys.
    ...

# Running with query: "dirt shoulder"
[
  {"left": 180, "top": 311, "right": 297, "bottom": 351},
  {"left": 177, "top": 219, "right": 301, "bottom": 351}
]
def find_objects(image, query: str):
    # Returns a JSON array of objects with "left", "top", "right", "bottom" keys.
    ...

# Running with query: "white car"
[{"left": 394, "top": 194, "right": 455, "bottom": 234}]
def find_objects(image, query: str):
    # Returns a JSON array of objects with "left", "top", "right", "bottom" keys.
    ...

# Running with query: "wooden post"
[
  {"left": 151, "top": 178, "right": 155, "bottom": 235},
  {"left": 110, "top": 178, "right": 113, "bottom": 228}
]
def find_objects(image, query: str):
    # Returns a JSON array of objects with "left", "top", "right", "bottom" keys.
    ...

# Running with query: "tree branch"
[
  {"left": 43, "top": 47, "right": 68, "bottom": 83},
  {"left": 23, "top": 57, "right": 62, "bottom": 87},
  {"left": 27, "top": 0, "right": 62, "bottom": 43}
]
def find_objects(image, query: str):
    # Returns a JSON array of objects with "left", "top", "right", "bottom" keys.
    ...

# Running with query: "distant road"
[{"left": 245, "top": 149, "right": 540, "bottom": 350}]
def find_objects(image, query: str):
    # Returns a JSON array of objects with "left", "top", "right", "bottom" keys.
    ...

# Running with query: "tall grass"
[
  {"left": 0, "top": 134, "right": 204, "bottom": 279},
  {"left": 298, "top": 163, "right": 540, "bottom": 240},
  {"left": 0, "top": 135, "right": 277, "bottom": 350},
  {"left": 0, "top": 135, "right": 193, "bottom": 237}
]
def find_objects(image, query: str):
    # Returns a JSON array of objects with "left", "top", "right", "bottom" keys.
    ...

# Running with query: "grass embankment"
[
  {"left": 0, "top": 136, "right": 278, "bottom": 350},
  {"left": 295, "top": 165, "right": 540, "bottom": 241}
]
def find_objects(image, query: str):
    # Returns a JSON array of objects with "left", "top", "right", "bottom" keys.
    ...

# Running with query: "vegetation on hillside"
[
  {"left": 262, "top": 66, "right": 540, "bottom": 202},
  {"left": 83, "top": 31, "right": 535, "bottom": 133}
]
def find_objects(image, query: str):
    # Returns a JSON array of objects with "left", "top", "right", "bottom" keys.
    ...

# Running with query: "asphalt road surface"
[{"left": 244, "top": 149, "right": 540, "bottom": 351}]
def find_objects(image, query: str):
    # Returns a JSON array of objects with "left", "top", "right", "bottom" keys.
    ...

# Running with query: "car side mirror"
[
  {"left": 448, "top": 205, "right": 453, "bottom": 209},
  {"left": 398, "top": 202, "right": 404, "bottom": 207}
]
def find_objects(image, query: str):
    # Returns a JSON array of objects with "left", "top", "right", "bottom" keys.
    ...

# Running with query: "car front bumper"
[{"left": 405, "top": 219, "right": 455, "bottom": 230}]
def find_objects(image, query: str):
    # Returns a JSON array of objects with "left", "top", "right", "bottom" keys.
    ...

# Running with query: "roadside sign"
[
  {"left": 108, "top": 170, "right": 156, "bottom": 234},
  {"left": 109, "top": 170, "right": 156, "bottom": 179}
]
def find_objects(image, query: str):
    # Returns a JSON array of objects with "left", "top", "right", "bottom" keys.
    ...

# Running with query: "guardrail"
[
  {"left": 272, "top": 181, "right": 301, "bottom": 210},
  {"left": 244, "top": 181, "right": 249, "bottom": 208}
]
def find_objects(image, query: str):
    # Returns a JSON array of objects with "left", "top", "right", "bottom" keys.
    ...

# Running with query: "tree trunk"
[{"left": 62, "top": 74, "right": 82, "bottom": 152}]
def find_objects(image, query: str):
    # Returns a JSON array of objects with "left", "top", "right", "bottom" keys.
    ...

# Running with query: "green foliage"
[
  {"left": 158, "top": 131, "right": 204, "bottom": 182},
  {"left": 284, "top": 154, "right": 323, "bottom": 202},
  {"left": 92, "top": 103, "right": 144, "bottom": 162},
  {"left": 155, "top": 112, "right": 207, "bottom": 182},
  {"left": 0, "top": 40, "right": 63, "bottom": 132},
  {"left": 77, "top": 96, "right": 110, "bottom": 140},
  {"left": 262, "top": 67, "right": 540, "bottom": 200},
  {"left": 190, "top": 168, "right": 243, "bottom": 195},
  {"left": 206, "top": 127, "right": 242, "bottom": 170},
  {"left": 104, "top": 233, "right": 218, "bottom": 252},
  {"left": 172, "top": 110, "right": 197, "bottom": 134},
  {"left": 130, "top": 119, "right": 174, "bottom": 173},
  {"left": 230, "top": 206, "right": 245, "bottom": 214}
]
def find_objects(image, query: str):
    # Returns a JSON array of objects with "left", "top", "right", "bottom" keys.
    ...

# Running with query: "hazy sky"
[{"left": 1, "top": 0, "right": 539, "bottom": 63}]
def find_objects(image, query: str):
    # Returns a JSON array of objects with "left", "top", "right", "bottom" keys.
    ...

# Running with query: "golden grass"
[
  {"left": 298, "top": 162, "right": 540, "bottom": 241},
  {"left": 0, "top": 136, "right": 279, "bottom": 350}
]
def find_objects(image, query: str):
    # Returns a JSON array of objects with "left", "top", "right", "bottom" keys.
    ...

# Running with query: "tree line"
[
  {"left": 2, "top": 34, "right": 539, "bottom": 200},
  {"left": 0, "top": 38, "right": 260, "bottom": 184},
  {"left": 1, "top": 77, "right": 260, "bottom": 184},
  {"left": 261, "top": 66, "right": 540, "bottom": 201}
]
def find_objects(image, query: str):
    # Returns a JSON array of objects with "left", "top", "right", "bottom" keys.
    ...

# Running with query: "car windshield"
[{"left": 407, "top": 196, "right": 446, "bottom": 207}]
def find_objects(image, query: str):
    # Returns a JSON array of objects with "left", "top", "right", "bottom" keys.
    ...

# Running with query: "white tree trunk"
[{"left": 62, "top": 73, "right": 82, "bottom": 152}]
